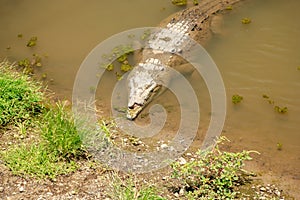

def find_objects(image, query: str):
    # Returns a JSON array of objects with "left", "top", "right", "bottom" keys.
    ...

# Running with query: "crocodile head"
[{"left": 126, "top": 58, "right": 166, "bottom": 120}]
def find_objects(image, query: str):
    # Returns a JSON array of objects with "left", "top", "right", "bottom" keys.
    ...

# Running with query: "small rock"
[
  {"left": 178, "top": 157, "right": 187, "bottom": 165},
  {"left": 19, "top": 186, "right": 25, "bottom": 192},
  {"left": 260, "top": 187, "right": 266, "bottom": 191},
  {"left": 46, "top": 192, "right": 53, "bottom": 196},
  {"left": 179, "top": 188, "right": 184, "bottom": 195},
  {"left": 160, "top": 144, "right": 168, "bottom": 149},
  {"left": 71, "top": 190, "right": 77, "bottom": 195},
  {"left": 0, "top": 186, "right": 4, "bottom": 192}
]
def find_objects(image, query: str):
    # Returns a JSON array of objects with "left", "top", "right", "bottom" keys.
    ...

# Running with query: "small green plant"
[
  {"left": 108, "top": 173, "right": 166, "bottom": 200},
  {"left": 171, "top": 137, "right": 258, "bottom": 199},
  {"left": 193, "top": 0, "right": 199, "bottom": 5},
  {"left": 18, "top": 54, "right": 44, "bottom": 74},
  {"left": 262, "top": 94, "right": 288, "bottom": 114},
  {"left": 121, "top": 64, "right": 133, "bottom": 72},
  {"left": 2, "top": 143, "right": 77, "bottom": 179},
  {"left": 0, "top": 61, "right": 44, "bottom": 126},
  {"left": 226, "top": 5, "right": 233, "bottom": 10},
  {"left": 274, "top": 105, "right": 288, "bottom": 114},
  {"left": 241, "top": 18, "right": 251, "bottom": 24},
  {"left": 26, "top": 36, "right": 38, "bottom": 47},
  {"left": 171, "top": 0, "right": 187, "bottom": 6},
  {"left": 39, "top": 102, "right": 83, "bottom": 160},
  {"left": 276, "top": 142, "right": 283, "bottom": 151},
  {"left": 232, "top": 94, "right": 243, "bottom": 104},
  {"left": 105, "top": 63, "right": 114, "bottom": 71}
]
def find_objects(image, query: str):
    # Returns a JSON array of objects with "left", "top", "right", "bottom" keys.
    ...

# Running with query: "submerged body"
[{"left": 126, "top": 0, "right": 241, "bottom": 120}]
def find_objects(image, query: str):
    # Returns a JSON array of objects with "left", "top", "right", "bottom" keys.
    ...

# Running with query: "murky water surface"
[
  {"left": 0, "top": 0, "right": 299, "bottom": 184},
  {"left": 206, "top": 0, "right": 300, "bottom": 178}
]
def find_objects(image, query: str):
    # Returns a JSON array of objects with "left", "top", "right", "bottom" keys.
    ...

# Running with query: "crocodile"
[{"left": 126, "top": 0, "right": 241, "bottom": 120}]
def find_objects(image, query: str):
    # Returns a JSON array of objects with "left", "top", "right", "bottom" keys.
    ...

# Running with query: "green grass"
[
  {"left": 0, "top": 61, "right": 44, "bottom": 126},
  {"left": 0, "top": 61, "right": 84, "bottom": 179},
  {"left": 1, "top": 102, "right": 84, "bottom": 179},
  {"left": 39, "top": 102, "right": 84, "bottom": 160},
  {"left": 108, "top": 173, "right": 166, "bottom": 200},
  {"left": 2, "top": 143, "right": 77, "bottom": 179}
]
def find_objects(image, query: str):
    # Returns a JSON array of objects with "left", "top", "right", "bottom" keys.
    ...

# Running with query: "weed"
[
  {"left": 108, "top": 173, "right": 166, "bottom": 200},
  {"left": 171, "top": 137, "right": 258, "bottom": 199}
]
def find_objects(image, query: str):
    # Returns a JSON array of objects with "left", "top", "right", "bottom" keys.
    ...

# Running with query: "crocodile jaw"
[
  {"left": 126, "top": 103, "right": 143, "bottom": 120},
  {"left": 126, "top": 58, "right": 166, "bottom": 120},
  {"left": 126, "top": 84, "right": 161, "bottom": 120}
]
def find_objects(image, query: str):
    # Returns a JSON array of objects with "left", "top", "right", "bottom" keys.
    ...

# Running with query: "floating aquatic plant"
[
  {"left": 117, "top": 54, "right": 127, "bottom": 63},
  {"left": 274, "top": 105, "right": 288, "bottom": 114},
  {"left": 226, "top": 5, "right": 233, "bottom": 10},
  {"left": 276, "top": 143, "right": 283, "bottom": 151},
  {"left": 121, "top": 64, "right": 133, "bottom": 72},
  {"left": 263, "top": 95, "right": 288, "bottom": 114},
  {"left": 106, "top": 64, "right": 114, "bottom": 71},
  {"left": 232, "top": 94, "right": 243, "bottom": 104},
  {"left": 241, "top": 18, "right": 251, "bottom": 24},
  {"left": 27, "top": 36, "right": 38, "bottom": 47},
  {"left": 171, "top": 0, "right": 187, "bottom": 6}
]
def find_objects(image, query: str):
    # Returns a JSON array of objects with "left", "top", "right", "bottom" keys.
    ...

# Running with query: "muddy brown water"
[
  {"left": 0, "top": 0, "right": 299, "bottom": 195},
  {"left": 206, "top": 0, "right": 300, "bottom": 181}
]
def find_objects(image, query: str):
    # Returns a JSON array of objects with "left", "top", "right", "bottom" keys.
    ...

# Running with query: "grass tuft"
[
  {"left": 39, "top": 102, "right": 83, "bottom": 160},
  {"left": 108, "top": 173, "right": 166, "bottom": 200},
  {"left": 1, "top": 143, "right": 77, "bottom": 179},
  {"left": 0, "top": 61, "right": 44, "bottom": 126}
]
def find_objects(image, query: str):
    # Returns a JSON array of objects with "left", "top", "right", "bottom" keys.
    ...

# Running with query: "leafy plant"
[{"left": 171, "top": 137, "right": 257, "bottom": 199}]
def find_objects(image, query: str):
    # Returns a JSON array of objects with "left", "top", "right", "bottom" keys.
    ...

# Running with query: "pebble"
[
  {"left": 178, "top": 157, "right": 187, "bottom": 165},
  {"left": 71, "top": 190, "right": 77, "bottom": 195},
  {"left": 19, "top": 186, "right": 25, "bottom": 192},
  {"left": 260, "top": 187, "right": 266, "bottom": 191},
  {"left": 160, "top": 144, "right": 168, "bottom": 149},
  {"left": 0, "top": 186, "right": 4, "bottom": 192},
  {"left": 179, "top": 188, "right": 184, "bottom": 195}
]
